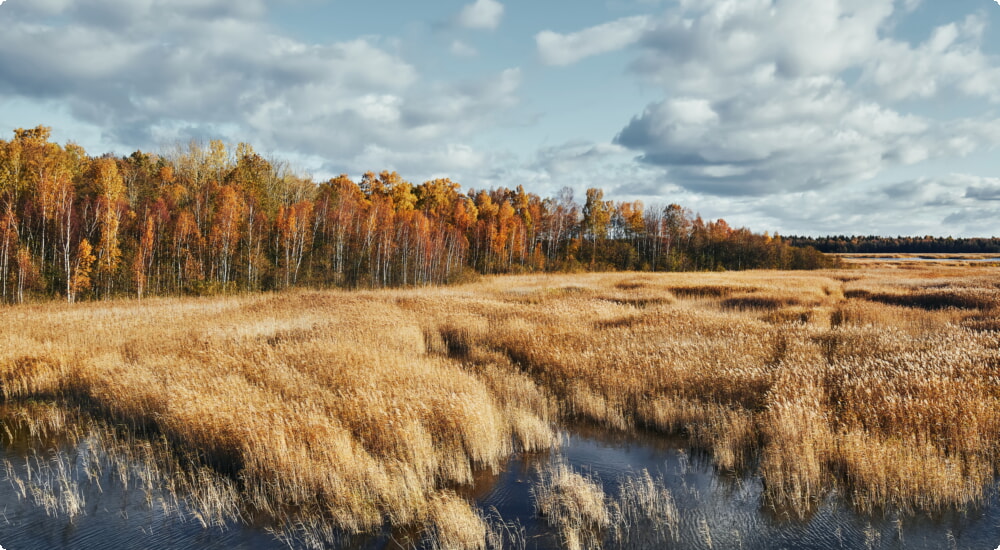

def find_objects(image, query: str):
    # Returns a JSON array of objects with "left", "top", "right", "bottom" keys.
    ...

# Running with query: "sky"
[{"left": 1, "top": 0, "right": 1000, "bottom": 237}]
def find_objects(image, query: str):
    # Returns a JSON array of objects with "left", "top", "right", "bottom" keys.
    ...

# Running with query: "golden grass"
[{"left": 2, "top": 263, "right": 1000, "bottom": 544}]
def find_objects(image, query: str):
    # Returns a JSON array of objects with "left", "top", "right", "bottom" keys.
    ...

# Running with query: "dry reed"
[{"left": 1, "top": 263, "right": 999, "bottom": 545}]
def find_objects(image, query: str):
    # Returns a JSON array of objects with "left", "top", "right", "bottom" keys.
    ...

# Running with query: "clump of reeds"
[
  {"left": 532, "top": 462, "right": 610, "bottom": 550},
  {"left": 532, "top": 461, "right": 679, "bottom": 550},
  {"left": 425, "top": 492, "right": 489, "bottom": 550},
  {"left": 3, "top": 448, "right": 85, "bottom": 519},
  {"left": 607, "top": 469, "right": 678, "bottom": 548}
]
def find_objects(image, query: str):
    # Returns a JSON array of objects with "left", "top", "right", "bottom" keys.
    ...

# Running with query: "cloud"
[
  {"left": 667, "top": 173, "right": 1000, "bottom": 238},
  {"left": 590, "top": 1, "right": 1000, "bottom": 198},
  {"left": 615, "top": 74, "right": 961, "bottom": 196},
  {"left": 863, "top": 15, "right": 1000, "bottom": 102},
  {"left": 0, "top": 0, "right": 522, "bottom": 167},
  {"left": 536, "top": 15, "right": 652, "bottom": 66},
  {"left": 530, "top": 141, "right": 630, "bottom": 176},
  {"left": 962, "top": 175, "right": 1000, "bottom": 201},
  {"left": 450, "top": 40, "right": 478, "bottom": 57},
  {"left": 350, "top": 142, "right": 489, "bottom": 179},
  {"left": 456, "top": 0, "right": 504, "bottom": 30},
  {"left": 632, "top": 0, "right": 895, "bottom": 88}
]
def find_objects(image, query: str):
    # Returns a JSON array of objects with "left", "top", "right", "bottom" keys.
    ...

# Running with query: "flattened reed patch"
[
  {"left": 669, "top": 285, "right": 757, "bottom": 298},
  {"left": 961, "top": 314, "right": 1000, "bottom": 333},
  {"left": 594, "top": 316, "right": 645, "bottom": 330},
  {"left": 720, "top": 295, "right": 801, "bottom": 311},
  {"left": 614, "top": 281, "right": 647, "bottom": 290},
  {"left": 762, "top": 308, "right": 813, "bottom": 325},
  {"left": 598, "top": 297, "right": 672, "bottom": 309},
  {"left": 501, "top": 285, "right": 593, "bottom": 304},
  {"left": 847, "top": 289, "right": 996, "bottom": 311}
]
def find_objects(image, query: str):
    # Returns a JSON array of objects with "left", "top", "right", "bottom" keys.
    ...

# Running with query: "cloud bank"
[
  {"left": 0, "top": 0, "right": 520, "bottom": 176},
  {"left": 541, "top": 1, "right": 1000, "bottom": 207}
]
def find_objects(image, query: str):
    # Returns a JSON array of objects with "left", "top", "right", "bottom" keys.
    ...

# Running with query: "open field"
[{"left": 3, "top": 264, "right": 1000, "bottom": 547}]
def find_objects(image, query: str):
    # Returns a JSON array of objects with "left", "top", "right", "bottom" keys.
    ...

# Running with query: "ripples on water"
[{"left": 2, "top": 423, "right": 999, "bottom": 549}]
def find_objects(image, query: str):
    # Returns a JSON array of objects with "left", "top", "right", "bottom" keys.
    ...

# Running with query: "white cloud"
[
  {"left": 476, "top": 139, "right": 668, "bottom": 202},
  {"left": 456, "top": 0, "right": 504, "bottom": 30},
  {"left": 0, "top": 0, "right": 523, "bottom": 169},
  {"left": 530, "top": 141, "right": 629, "bottom": 176},
  {"left": 615, "top": 69, "right": 1000, "bottom": 196},
  {"left": 450, "top": 40, "right": 478, "bottom": 58},
  {"left": 353, "top": 143, "right": 488, "bottom": 177},
  {"left": 863, "top": 15, "right": 1000, "bottom": 102},
  {"left": 536, "top": 15, "right": 652, "bottom": 66},
  {"left": 633, "top": 0, "right": 895, "bottom": 89},
  {"left": 655, "top": 171, "right": 1000, "bottom": 238},
  {"left": 585, "top": 0, "right": 1000, "bottom": 199}
]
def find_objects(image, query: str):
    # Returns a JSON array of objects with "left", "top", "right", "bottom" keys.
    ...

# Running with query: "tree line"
[
  {"left": 0, "top": 126, "right": 834, "bottom": 303},
  {"left": 787, "top": 235, "right": 1000, "bottom": 254}
]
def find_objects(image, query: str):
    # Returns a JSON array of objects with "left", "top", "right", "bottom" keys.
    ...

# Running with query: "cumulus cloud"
[
  {"left": 536, "top": 15, "right": 652, "bottom": 66},
  {"left": 456, "top": 0, "right": 504, "bottom": 30},
  {"left": 631, "top": 0, "right": 894, "bottom": 83},
  {"left": 863, "top": 14, "right": 1000, "bottom": 102},
  {"left": 0, "top": 0, "right": 522, "bottom": 164},
  {"left": 615, "top": 75, "right": 956, "bottom": 195},
  {"left": 588, "top": 0, "right": 1000, "bottom": 199}
]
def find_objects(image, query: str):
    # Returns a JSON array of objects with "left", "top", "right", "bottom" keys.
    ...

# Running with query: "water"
[
  {"left": 545, "top": 427, "right": 1000, "bottom": 550},
  {"left": 0, "top": 433, "right": 280, "bottom": 549},
  {"left": 3, "top": 423, "right": 1000, "bottom": 549},
  {"left": 846, "top": 256, "right": 1000, "bottom": 263}
]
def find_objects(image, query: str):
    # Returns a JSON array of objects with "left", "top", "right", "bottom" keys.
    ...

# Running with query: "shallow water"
[
  {"left": 849, "top": 256, "right": 1000, "bottom": 263},
  {"left": 548, "top": 427, "right": 1000, "bottom": 550},
  {"left": 2, "top": 424, "right": 1000, "bottom": 550}
]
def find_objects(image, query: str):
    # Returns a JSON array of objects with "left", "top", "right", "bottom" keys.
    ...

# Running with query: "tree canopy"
[{"left": 0, "top": 126, "right": 835, "bottom": 303}]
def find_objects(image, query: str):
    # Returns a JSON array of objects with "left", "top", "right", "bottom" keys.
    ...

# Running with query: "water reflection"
[{"left": 2, "top": 417, "right": 999, "bottom": 549}]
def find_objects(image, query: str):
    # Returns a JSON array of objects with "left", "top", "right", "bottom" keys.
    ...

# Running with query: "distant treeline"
[
  {"left": 787, "top": 235, "right": 1000, "bottom": 254},
  {"left": 0, "top": 126, "right": 834, "bottom": 303}
]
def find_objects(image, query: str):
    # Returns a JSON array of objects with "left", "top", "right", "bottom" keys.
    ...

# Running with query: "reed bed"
[{"left": 1, "top": 263, "right": 999, "bottom": 546}]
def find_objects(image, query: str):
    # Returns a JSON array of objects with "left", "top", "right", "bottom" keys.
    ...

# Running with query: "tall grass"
[{"left": 1, "top": 264, "right": 999, "bottom": 545}]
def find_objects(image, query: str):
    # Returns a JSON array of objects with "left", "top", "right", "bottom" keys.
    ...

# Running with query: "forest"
[
  {"left": 787, "top": 235, "right": 1000, "bottom": 254},
  {"left": 0, "top": 126, "right": 832, "bottom": 303}
]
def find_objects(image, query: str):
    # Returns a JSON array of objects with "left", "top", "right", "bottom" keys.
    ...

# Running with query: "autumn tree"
[
  {"left": 581, "top": 188, "right": 611, "bottom": 267},
  {"left": 227, "top": 144, "right": 279, "bottom": 288},
  {"left": 69, "top": 238, "right": 95, "bottom": 302},
  {"left": 276, "top": 200, "right": 314, "bottom": 287},
  {"left": 133, "top": 215, "right": 155, "bottom": 299},
  {"left": 209, "top": 185, "right": 245, "bottom": 286},
  {"left": 87, "top": 157, "right": 126, "bottom": 296}
]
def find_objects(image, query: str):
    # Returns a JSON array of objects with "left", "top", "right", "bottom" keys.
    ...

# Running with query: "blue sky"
[{"left": 2, "top": 0, "right": 1000, "bottom": 236}]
